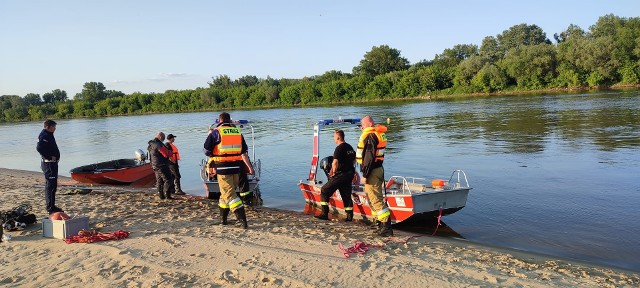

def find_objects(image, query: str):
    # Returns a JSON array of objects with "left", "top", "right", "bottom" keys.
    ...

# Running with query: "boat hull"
[
  {"left": 299, "top": 182, "right": 470, "bottom": 223},
  {"left": 70, "top": 159, "right": 156, "bottom": 187}
]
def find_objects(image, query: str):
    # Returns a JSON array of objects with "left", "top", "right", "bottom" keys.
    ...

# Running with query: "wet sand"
[{"left": 0, "top": 168, "right": 638, "bottom": 287}]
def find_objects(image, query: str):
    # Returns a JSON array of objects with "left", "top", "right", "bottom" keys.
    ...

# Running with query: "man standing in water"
[
  {"left": 36, "top": 119, "right": 63, "bottom": 214},
  {"left": 315, "top": 129, "right": 356, "bottom": 221},
  {"left": 357, "top": 115, "right": 393, "bottom": 237},
  {"left": 204, "top": 112, "right": 249, "bottom": 229},
  {"left": 148, "top": 132, "right": 174, "bottom": 200}
]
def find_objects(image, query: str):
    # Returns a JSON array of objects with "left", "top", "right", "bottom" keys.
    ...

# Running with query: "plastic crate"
[{"left": 42, "top": 216, "right": 89, "bottom": 239}]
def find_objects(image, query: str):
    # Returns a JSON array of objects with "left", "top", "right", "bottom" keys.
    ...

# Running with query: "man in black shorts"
[{"left": 316, "top": 130, "right": 356, "bottom": 221}]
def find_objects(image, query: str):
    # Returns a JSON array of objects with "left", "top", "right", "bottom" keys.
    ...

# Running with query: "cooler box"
[{"left": 42, "top": 216, "right": 90, "bottom": 239}]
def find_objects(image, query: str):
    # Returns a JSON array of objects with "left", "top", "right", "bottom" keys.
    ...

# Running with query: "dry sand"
[{"left": 0, "top": 168, "right": 638, "bottom": 287}]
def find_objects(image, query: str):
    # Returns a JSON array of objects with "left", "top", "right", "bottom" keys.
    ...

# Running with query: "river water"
[{"left": 2, "top": 91, "right": 639, "bottom": 271}]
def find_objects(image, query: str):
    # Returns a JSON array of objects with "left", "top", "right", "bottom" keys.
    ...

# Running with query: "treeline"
[{"left": 2, "top": 14, "right": 639, "bottom": 123}]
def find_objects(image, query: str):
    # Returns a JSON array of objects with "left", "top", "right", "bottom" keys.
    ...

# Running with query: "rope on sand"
[
  {"left": 64, "top": 229, "right": 130, "bottom": 244},
  {"left": 338, "top": 208, "right": 444, "bottom": 258}
]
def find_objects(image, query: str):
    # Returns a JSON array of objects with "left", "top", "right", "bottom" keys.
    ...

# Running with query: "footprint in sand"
[
  {"left": 160, "top": 237, "right": 184, "bottom": 247},
  {"left": 221, "top": 270, "right": 241, "bottom": 283}
]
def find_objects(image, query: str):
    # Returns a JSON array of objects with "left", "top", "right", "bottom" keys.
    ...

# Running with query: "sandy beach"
[{"left": 0, "top": 168, "right": 638, "bottom": 287}]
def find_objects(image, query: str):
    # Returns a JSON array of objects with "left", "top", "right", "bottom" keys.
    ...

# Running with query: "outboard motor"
[
  {"left": 319, "top": 156, "right": 333, "bottom": 178},
  {"left": 135, "top": 149, "right": 148, "bottom": 162}
]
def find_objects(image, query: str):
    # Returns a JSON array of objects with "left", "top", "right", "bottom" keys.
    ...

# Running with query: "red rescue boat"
[
  {"left": 298, "top": 118, "right": 472, "bottom": 224},
  {"left": 70, "top": 150, "right": 156, "bottom": 187}
]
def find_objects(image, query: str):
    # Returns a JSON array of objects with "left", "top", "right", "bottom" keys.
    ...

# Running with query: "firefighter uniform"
[
  {"left": 204, "top": 122, "right": 249, "bottom": 228},
  {"left": 356, "top": 123, "right": 393, "bottom": 236}
]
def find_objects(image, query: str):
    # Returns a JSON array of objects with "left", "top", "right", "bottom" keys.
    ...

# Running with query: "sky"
[{"left": 1, "top": 1, "right": 639, "bottom": 97}]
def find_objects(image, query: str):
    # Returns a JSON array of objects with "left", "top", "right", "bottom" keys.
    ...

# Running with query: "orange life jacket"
[
  {"left": 356, "top": 124, "right": 387, "bottom": 164},
  {"left": 169, "top": 143, "right": 180, "bottom": 162},
  {"left": 212, "top": 126, "right": 243, "bottom": 163}
]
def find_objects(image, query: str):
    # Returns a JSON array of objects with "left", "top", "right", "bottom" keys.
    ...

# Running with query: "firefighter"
[
  {"left": 316, "top": 129, "right": 356, "bottom": 221},
  {"left": 356, "top": 115, "right": 393, "bottom": 237},
  {"left": 203, "top": 112, "right": 249, "bottom": 229},
  {"left": 166, "top": 134, "right": 185, "bottom": 195}
]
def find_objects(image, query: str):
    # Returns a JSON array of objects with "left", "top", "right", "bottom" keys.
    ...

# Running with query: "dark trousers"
[
  {"left": 41, "top": 161, "right": 58, "bottom": 213},
  {"left": 154, "top": 165, "right": 174, "bottom": 198},
  {"left": 320, "top": 172, "right": 354, "bottom": 209},
  {"left": 168, "top": 163, "right": 181, "bottom": 191},
  {"left": 238, "top": 170, "right": 250, "bottom": 194}
]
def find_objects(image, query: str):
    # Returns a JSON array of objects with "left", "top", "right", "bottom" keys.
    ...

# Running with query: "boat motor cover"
[
  {"left": 135, "top": 149, "right": 147, "bottom": 161},
  {"left": 320, "top": 156, "right": 333, "bottom": 178}
]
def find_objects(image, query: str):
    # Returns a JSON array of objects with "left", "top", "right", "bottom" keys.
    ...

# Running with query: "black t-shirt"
[{"left": 333, "top": 142, "right": 356, "bottom": 175}]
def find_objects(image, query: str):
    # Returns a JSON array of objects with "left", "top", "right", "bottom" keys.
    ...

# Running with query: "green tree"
[
  {"left": 454, "top": 55, "right": 489, "bottom": 88},
  {"left": 496, "top": 24, "right": 551, "bottom": 56},
  {"left": 433, "top": 44, "right": 478, "bottom": 69},
  {"left": 479, "top": 36, "right": 501, "bottom": 63},
  {"left": 618, "top": 63, "right": 640, "bottom": 84},
  {"left": 43, "top": 89, "right": 68, "bottom": 104},
  {"left": 554, "top": 63, "right": 585, "bottom": 87},
  {"left": 581, "top": 36, "right": 619, "bottom": 84},
  {"left": 364, "top": 74, "right": 393, "bottom": 99},
  {"left": 554, "top": 24, "right": 586, "bottom": 43},
  {"left": 589, "top": 14, "right": 624, "bottom": 38},
  {"left": 105, "top": 90, "right": 125, "bottom": 99},
  {"left": 353, "top": 45, "right": 409, "bottom": 77},
  {"left": 279, "top": 85, "right": 300, "bottom": 105},
  {"left": 234, "top": 75, "right": 259, "bottom": 87},
  {"left": 28, "top": 104, "right": 55, "bottom": 120},
  {"left": 23, "top": 93, "right": 42, "bottom": 106},
  {"left": 500, "top": 43, "right": 557, "bottom": 89},
  {"left": 319, "top": 80, "right": 345, "bottom": 102},
  {"left": 55, "top": 101, "right": 74, "bottom": 118},
  {"left": 471, "top": 64, "right": 508, "bottom": 92},
  {"left": 80, "top": 82, "right": 107, "bottom": 102},
  {"left": 208, "top": 74, "right": 232, "bottom": 89}
]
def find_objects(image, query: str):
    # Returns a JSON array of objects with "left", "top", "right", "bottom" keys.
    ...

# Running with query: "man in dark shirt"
[
  {"left": 316, "top": 130, "right": 356, "bottom": 221},
  {"left": 148, "top": 132, "right": 174, "bottom": 200},
  {"left": 36, "top": 119, "right": 63, "bottom": 214}
]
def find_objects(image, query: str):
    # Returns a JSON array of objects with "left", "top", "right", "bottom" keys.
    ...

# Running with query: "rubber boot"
[
  {"left": 344, "top": 210, "right": 354, "bottom": 222},
  {"left": 315, "top": 205, "right": 329, "bottom": 220},
  {"left": 234, "top": 207, "right": 248, "bottom": 229},
  {"left": 378, "top": 218, "right": 394, "bottom": 237},
  {"left": 158, "top": 180, "right": 165, "bottom": 199},
  {"left": 220, "top": 207, "right": 230, "bottom": 225},
  {"left": 174, "top": 182, "right": 185, "bottom": 195},
  {"left": 166, "top": 183, "right": 174, "bottom": 199},
  {"left": 370, "top": 218, "right": 381, "bottom": 231},
  {"left": 239, "top": 192, "right": 252, "bottom": 207}
]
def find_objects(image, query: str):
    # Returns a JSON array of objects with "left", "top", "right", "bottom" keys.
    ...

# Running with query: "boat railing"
[
  {"left": 386, "top": 176, "right": 429, "bottom": 195},
  {"left": 447, "top": 170, "right": 470, "bottom": 189},
  {"left": 385, "top": 170, "right": 470, "bottom": 195},
  {"left": 199, "top": 159, "right": 209, "bottom": 182},
  {"left": 252, "top": 159, "right": 262, "bottom": 180}
]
